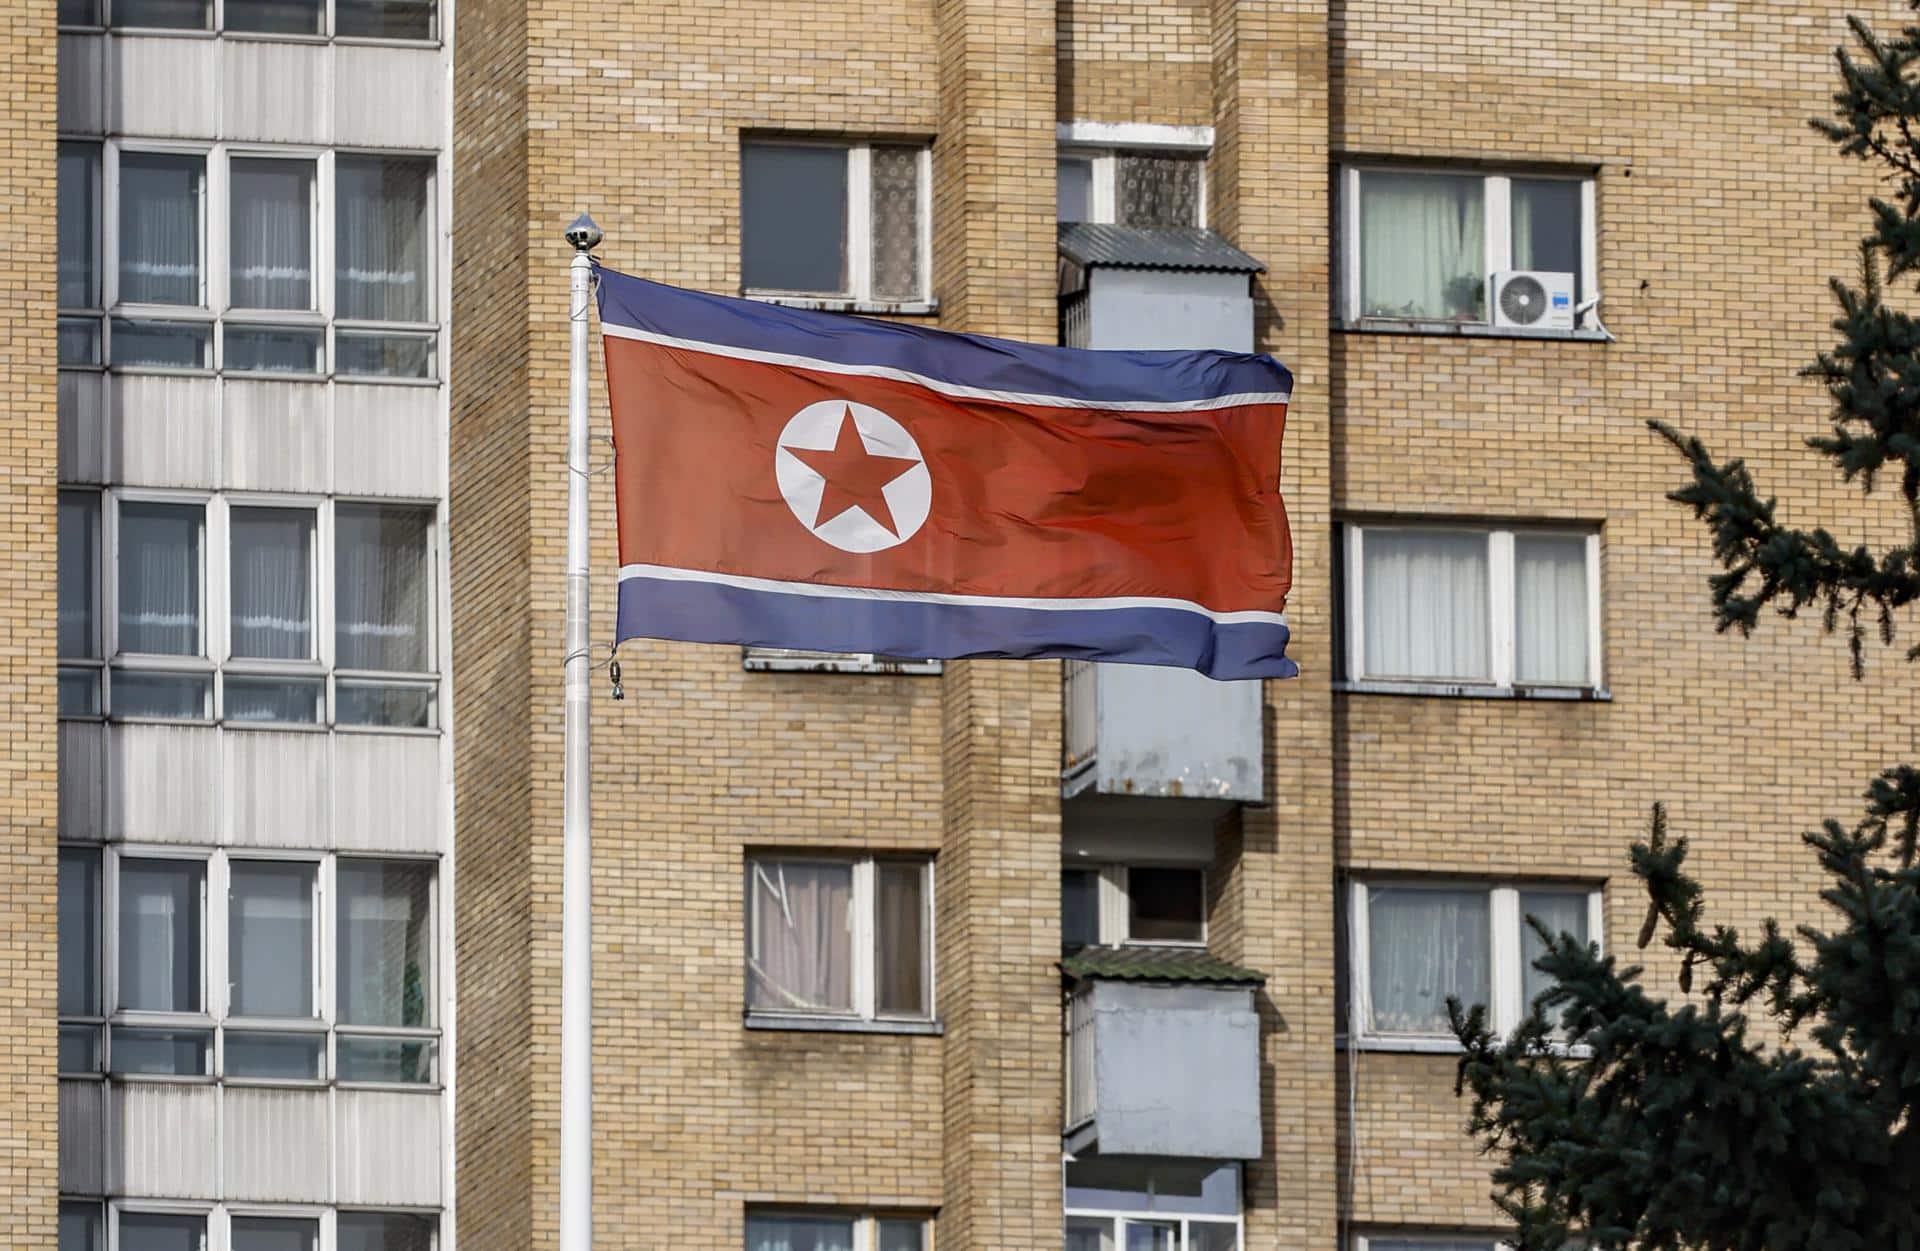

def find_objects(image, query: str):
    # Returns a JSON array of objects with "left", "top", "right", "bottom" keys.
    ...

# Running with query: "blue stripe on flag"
[
  {"left": 594, "top": 264, "right": 1292, "bottom": 409},
  {"left": 616, "top": 574, "right": 1296, "bottom": 682}
]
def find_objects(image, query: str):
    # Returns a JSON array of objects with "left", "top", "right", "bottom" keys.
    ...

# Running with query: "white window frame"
[
  {"left": 112, "top": 1202, "right": 214, "bottom": 1251},
  {"left": 743, "top": 852, "right": 936, "bottom": 1026},
  {"left": 68, "top": 0, "right": 442, "bottom": 45},
  {"left": 741, "top": 647, "right": 941, "bottom": 676},
  {"left": 1063, "top": 1209, "right": 1242, "bottom": 1251},
  {"left": 99, "top": 141, "right": 440, "bottom": 381},
  {"left": 739, "top": 138, "right": 934, "bottom": 309},
  {"left": 1340, "top": 522, "right": 1604, "bottom": 696},
  {"left": 744, "top": 1210, "right": 932, "bottom": 1251},
  {"left": 1337, "top": 163, "right": 1598, "bottom": 329},
  {"left": 1056, "top": 122, "right": 1212, "bottom": 228},
  {"left": 332, "top": 852, "right": 442, "bottom": 1088},
  {"left": 96, "top": 1202, "right": 440, "bottom": 1251},
  {"left": 1344, "top": 877, "right": 1605, "bottom": 1051},
  {"left": 105, "top": 844, "right": 215, "bottom": 1080},
  {"left": 222, "top": 850, "right": 328, "bottom": 1085}
]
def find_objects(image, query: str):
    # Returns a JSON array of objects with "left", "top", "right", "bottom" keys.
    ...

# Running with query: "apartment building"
[{"left": 41, "top": 0, "right": 456, "bottom": 1244}]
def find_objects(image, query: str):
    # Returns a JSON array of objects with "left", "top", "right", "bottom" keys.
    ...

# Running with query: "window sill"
[
  {"left": 744, "top": 1014, "right": 943, "bottom": 1037},
  {"left": 334, "top": 1080, "right": 443, "bottom": 1093},
  {"left": 1337, "top": 319, "right": 1612, "bottom": 343},
  {"left": 742, "top": 653, "right": 942, "bottom": 676},
  {"left": 1334, "top": 680, "right": 1611, "bottom": 702},
  {"left": 1336, "top": 1034, "right": 1593, "bottom": 1059},
  {"left": 744, "top": 293, "right": 939, "bottom": 318}
]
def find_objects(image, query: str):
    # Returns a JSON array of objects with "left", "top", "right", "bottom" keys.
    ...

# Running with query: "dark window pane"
[
  {"left": 59, "top": 1202, "right": 102, "bottom": 1251},
  {"left": 224, "top": 675, "right": 324, "bottom": 723},
  {"left": 58, "top": 667, "right": 103, "bottom": 717},
  {"left": 1058, "top": 157, "right": 1093, "bottom": 222},
  {"left": 59, "top": 491, "right": 99, "bottom": 659},
  {"left": 336, "top": 505, "right": 433, "bottom": 672},
  {"left": 117, "top": 501, "right": 202, "bottom": 656},
  {"left": 337, "top": 1213, "right": 435, "bottom": 1251},
  {"left": 118, "top": 857, "right": 203, "bottom": 1012},
  {"left": 337, "top": 860, "right": 434, "bottom": 1026},
  {"left": 118, "top": 153, "right": 203, "bottom": 303},
  {"left": 334, "top": 0, "right": 433, "bottom": 38},
  {"left": 229, "top": 861, "right": 316, "bottom": 1017},
  {"left": 1116, "top": 152, "right": 1201, "bottom": 228},
  {"left": 337, "top": 1034, "right": 436, "bottom": 1083},
  {"left": 59, "top": 0, "right": 102, "bottom": 23},
  {"left": 1512, "top": 177, "right": 1584, "bottom": 306},
  {"left": 59, "top": 1023, "right": 102, "bottom": 1073},
  {"left": 875, "top": 860, "right": 928, "bottom": 1018},
  {"left": 336, "top": 680, "right": 435, "bottom": 728},
  {"left": 1062, "top": 867, "right": 1099, "bottom": 952},
  {"left": 231, "top": 1217, "right": 318, "bottom": 1251},
  {"left": 225, "top": 1031, "right": 325, "bottom": 1079},
  {"left": 224, "top": 324, "right": 324, "bottom": 374},
  {"left": 224, "top": 0, "right": 321, "bottom": 33},
  {"left": 112, "top": 0, "right": 208, "bottom": 26},
  {"left": 741, "top": 143, "right": 847, "bottom": 294},
  {"left": 118, "top": 1212, "right": 206, "bottom": 1251},
  {"left": 336, "top": 157, "right": 432, "bottom": 322},
  {"left": 337, "top": 330, "right": 436, "bottom": 379},
  {"left": 59, "top": 316, "right": 102, "bottom": 366},
  {"left": 110, "top": 1027, "right": 210, "bottom": 1076},
  {"left": 746, "top": 1215, "right": 855, "bottom": 1251},
  {"left": 59, "top": 144, "right": 99, "bottom": 308},
  {"left": 58, "top": 847, "right": 101, "bottom": 1016},
  {"left": 110, "top": 670, "right": 211, "bottom": 720},
  {"left": 110, "top": 318, "right": 211, "bottom": 369},
  {"left": 877, "top": 1220, "right": 925, "bottom": 1251},
  {"left": 1127, "top": 867, "right": 1204, "bottom": 943}
]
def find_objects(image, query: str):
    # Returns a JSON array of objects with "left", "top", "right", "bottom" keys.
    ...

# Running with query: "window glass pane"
[
  {"left": 59, "top": 1023, "right": 103, "bottom": 1073},
  {"left": 110, "top": 669, "right": 211, "bottom": 719},
  {"left": 230, "top": 507, "right": 314, "bottom": 660},
  {"left": 1359, "top": 170, "right": 1485, "bottom": 321},
  {"left": 225, "top": 1030, "right": 325, "bottom": 1079},
  {"left": 230, "top": 159, "right": 314, "bottom": 310},
  {"left": 870, "top": 145, "right": 922, "bottom": 302},
  {"left": 337, "top": 1034, "right": 436, "bottom": 1083},
  {"left": 1116, "top": 152, "right": 1201, "bottom": 227},
  {"left": 59, "top": 1201, "right": 103, "bottom": 1251},
  {"left": 1520, "top": 889, "right": 1592, "bottom": 1026},
  {"left": 224, "top": 675, "right": 324, "bottom": 724},
  {"left": 337, "top": 157, "right": 432, "bottom": 322},
  {"left": 60, "top": 316, "right": 103, "bottom": 366},
  {"left": 334, "top": 0, "right": 433, "bottom": 38},
  {"left": 337, "top": 1213, "right": 435, "bottom": 1251},
  {"left": 741, "top": 143, "right": 847, "bottom": 294},
  {"left": 1188, "top": 1222, "right": 1238, "bottom": 1251},
  {"left": 224, "top": 0, "right": 321, "bottom": 33},
  {"left": 1058, "top": 157, "right": 1093, "bottom": 223},
  {"left": 875, "top": 1220, "right": 924, "bottom": 1251},
  {"left": 875, "top": 860, "right": 928, "bottom": 1018},
  {"left": 745, "top": 1215, "right": 854, "bottom": 1251},
  {"left": 59, "top": 491, "right": 100, "bottom": 659},
  {"left": 58, "top": 847, "right": 101, "bottom": 1016},
  {"left": 336, "top": 680, "right": 435, "bottom": 728},
  {"left": 113, "top": 0, "right": 207, "bottom": 25},
  {"left": 229, "top": 860, "right": 316, "bottom": 1017},
  {"left": 336, "top": 505, "right": 433, "bottom": 672},
  {"left": 224, "top": 324, "right": 324, "bottom": 374},
  {"left": 59, "top": 0, "right": 101, "bottom": 24},
  {"left": 337, "top": 330, "right": 436, "bottom": 379},
  {"left": 1065, "top": 1217, "right": 1115, "bottom": 1251},
  {"left": 1360, "top": 529, "right": 1490, "bottom": 681},
  {"left": 1128, "top": 867, "right": 1204, "bottom": 943},
  {"left": 231, "top": 1217, "right": 318, "bottom": 1251},
  {"left": 746, "top": 859, "right": 854, "bottom": 1014},
  {"left": 1513, "top": 177, "right": 1584, "bottom": 305},
  {"left": 116, "top": 1212, "right": 205, "bottom": 1251},
  {"left": 59, "top": 144, "right": 99, "bottom": 308},
  {"left": 1062, "top": 867, "right": 1099, "bottom": 952},
  {"left": 110, "top": 318, "right": 211, "bottom": 369},
  {"left": 1365, "top": 885, "right": 1490, "bottom": 1034},
  {"left": 59, "top": 667, "right": 103, "bottom": 718},
  {"left": 118, "top": 501, "right": 202, "bottom": 656},
  {"left": 118, "top": 857, "right": 203, "bottom": 1012},
  {"left": 110, "top": 1027, "right": 210, "bottom": 1076},
  {"left": 1122, "top": 1221, "right": 1178, "bottom": 1251},
  {"left": 337, "top": 860, "right": 434, "bottom": 1026},
  {"left": 118, "top": 153, "right": 203, "bottom": 305},
  {"left": 1515, "top": 534, "right": 1590, "bottom": 686}
]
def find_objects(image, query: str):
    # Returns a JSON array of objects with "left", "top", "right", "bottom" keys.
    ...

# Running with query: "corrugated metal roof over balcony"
[
  {"left": 1057, "top": 223, "right": 1266, "bottom": 273},
  {"left": 1061, "top": 944, "right": 1266, "bottom": 986}
]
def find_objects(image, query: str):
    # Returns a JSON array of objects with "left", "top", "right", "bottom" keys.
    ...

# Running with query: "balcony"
[
  {"left": 1063, "top": 659, "right": 1264, "bottom": 803},
  {"left": 1062, "top": 946, "right": 1265, "bottom": 1160}
]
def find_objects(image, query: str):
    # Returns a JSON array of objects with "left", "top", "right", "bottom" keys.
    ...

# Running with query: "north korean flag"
[{"left": 595, "top": 264, "right": 1295, "bottom": 680}]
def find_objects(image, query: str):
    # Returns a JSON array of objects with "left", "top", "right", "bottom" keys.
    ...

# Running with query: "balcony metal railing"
[
  {"left": 1065, "top": 984, "right": 1097, "bottom": 1131},
  {"left": 1063, "top": 659, "right": 1097, "bottom": 780}
]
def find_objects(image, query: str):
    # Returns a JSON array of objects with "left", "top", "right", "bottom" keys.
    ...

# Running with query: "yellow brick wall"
[
  {"left": 1057, "top": 0, "right": 1212, "bottom": 126},
  {"left": 0, "top": 0, "right": 60, "bottom": 1241}
]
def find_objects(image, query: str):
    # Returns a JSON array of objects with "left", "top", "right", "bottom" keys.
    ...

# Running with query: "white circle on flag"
[{"left": 774, "top": 400, "right": 932, "bottom": 554}]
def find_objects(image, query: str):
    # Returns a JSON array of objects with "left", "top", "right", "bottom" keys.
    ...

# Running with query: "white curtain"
[
  {"left": 229, "top": 862, "right": 314, "bottom": 1018},
  {"left": 118, "top": 859, "right": 201, "bottom": 1013},
  {"left": 336, "top": 157, "right": 431, "bottom": 322},
  {"left": 337, "top": 861, "right": 432, "bottom": 1027},
  {"left": 335, "top": 506, "right": 432, "bottom": 673},
  {"left": 230, "top": 508, "right": 312, "bottom": 660},
  {"left": 1520, "top": 890, "right": 1590, "bottom": 1022},
  {"left": 230, "top": 159, "right": 313, "bottom": 310},
  {"left": 1359, "top": 171, "right": 1484, "bottom": 320},
  {"left": 746, "top": 1216, "right": 855, "bottom": 1251},
  {"left": 1361, "top": 530, "right": 1489, "bottom": 681},
  {"left": 1366, "top": 886, "right": 1489, "bottom": 1034},
  {"left": 746, "top": 861, "right": 853, "bottom": 1014},
  {"left": 117, "top": 502, "right": 201, "bottom": 656},
  {"left": 1515, "top": 534, "right": 1589, "bottom": 685},
  {"left": 118, "top": 153, "right": 201, "bottom": 306}
]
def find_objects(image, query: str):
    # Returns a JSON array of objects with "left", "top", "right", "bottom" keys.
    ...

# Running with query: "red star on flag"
[{"left": 789, "top": 406, "right": 922, "bottom": 537}]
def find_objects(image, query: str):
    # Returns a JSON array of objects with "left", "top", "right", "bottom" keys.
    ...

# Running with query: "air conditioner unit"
[{"left": 1488, "top": 270, "right": 1576, "bottom": 330}]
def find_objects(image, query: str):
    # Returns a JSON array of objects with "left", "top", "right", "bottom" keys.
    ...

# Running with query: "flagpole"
[{"left": 561, "top": 212, "right": 601, "bottom": 1251}]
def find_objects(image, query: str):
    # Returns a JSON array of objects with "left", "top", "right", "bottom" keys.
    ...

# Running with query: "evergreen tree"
[{"left": 1447, "top": 10, "right": 1920, "bottom": 1248}]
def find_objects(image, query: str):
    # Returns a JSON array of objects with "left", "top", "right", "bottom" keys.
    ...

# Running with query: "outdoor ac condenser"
[{"left": 1488, "top": 270, "right": 1576, "bottom": 330}]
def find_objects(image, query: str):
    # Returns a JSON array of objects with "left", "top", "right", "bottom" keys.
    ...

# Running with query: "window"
[
  {"left": 227, "top": 157, "right": 322, "bottom": 375},
  {"left": 1065, "top": 1157, "right": 1242, "bottom": 1251},
  {"left": 226, "top": 0, "right": 323, "bottom": 35},
  {"left": 66, "top": 0, "right": 435, "bottom": 36},
  {"left": 337, "top": 858, "right": 437, "bottom": 1082},
  {"left": 59, "top": 1201, "right": 103, "bottom": 1251},
  {"left": 1061, "top": 863, "right": 1207, "bottom": 952},
  {"left": 1057, "top": 149, "right": 1205, "bottom": 227},
  {"left": 337, "top": 1213, "right": 436, "bottom": 1251},
  {"left": 336, "top": 156, "right": 437, "bottom": 378},
  {"left": 113, "top": 498, "right": 212, "bottom": 720},
  {"left": 227, "top": 859, "right": 324, "bottom": 1078},
  {"left": 745, "top": 1212, "right": 928, "bottom": 1251},
  {"left": 59, "top": 847, "right": 104, "bottom": 1073},
  {"left": 114, "top": 855, "right": 212, "bottom": 1075},
  {"left": 740, "top": 140, "right": 930, "bottom": 306},
  {"left": 59, "top": 491, "right": 103, "bottom": 716},
  {"left": 118, "top": 1212, "right": 208, "bottom": 1251},
  {"left": 59, "top": 143, "right": 102, "bottom": 365},
  {"left": 116, "top": 150, "right": 211, "bottom": 368},
  {"left": 744, "top": 854, "right": 933, "bottom": 1023},
  {"left": 335, "top": 503, "right": 438, "bottom": 724},
  {"left": 1341, "top": 523, "right": 1601, "bottom": 693},
  {"left": 230, "top": 1216, "right": 319, "bottom": 1251},
  {"left": 741, "top": 647, "right": 940, "bottom": 676},
  {"left": 1344, "top": 879, "right": 1602, "bottom": 1044},
  {"left": 1338, "top": 165, "right": 1596, "bottom": 327},
  {"left": 228, "top": 505, "right": 323, "bottom": 723}
]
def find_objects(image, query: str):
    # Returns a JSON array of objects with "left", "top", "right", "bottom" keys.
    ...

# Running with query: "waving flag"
[{"left": 596, "top": 265, "right": 1295, "bottom": 680}]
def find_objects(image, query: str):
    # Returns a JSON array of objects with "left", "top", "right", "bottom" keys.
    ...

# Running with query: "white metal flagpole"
[{"left": 561, "top": 212, "right": 602, "bottom": 1251}]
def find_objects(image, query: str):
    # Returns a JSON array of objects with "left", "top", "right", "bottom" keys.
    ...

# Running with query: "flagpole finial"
[{"left": 565, "top": 213, "right": 603, "bottom": 253}]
